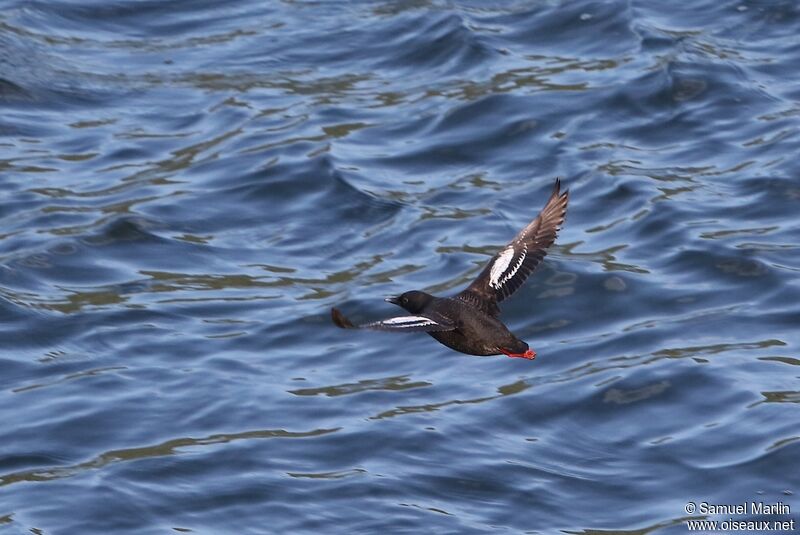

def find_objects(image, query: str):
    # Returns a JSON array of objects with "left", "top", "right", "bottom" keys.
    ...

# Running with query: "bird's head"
[{"left": 385, "top": 290, "right": 433, "bottom": 313}]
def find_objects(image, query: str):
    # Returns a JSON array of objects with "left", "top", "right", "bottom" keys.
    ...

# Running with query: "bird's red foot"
[{"left": 501, "top": 348, "right": 536, "bottom": 360}]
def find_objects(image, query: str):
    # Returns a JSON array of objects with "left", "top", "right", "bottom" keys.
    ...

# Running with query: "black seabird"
[{"left": 331, "top": 179, "right": 569, "bottom": 359}]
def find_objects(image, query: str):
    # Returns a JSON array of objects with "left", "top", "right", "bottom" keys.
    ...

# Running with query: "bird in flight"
[{"left": 331, "top": 179, "right": 568, "bottom": 360}]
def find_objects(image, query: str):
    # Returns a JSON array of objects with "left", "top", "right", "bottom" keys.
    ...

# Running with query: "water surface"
[{"left": 1, "top": 1, "right": 799, "bottom": 533}]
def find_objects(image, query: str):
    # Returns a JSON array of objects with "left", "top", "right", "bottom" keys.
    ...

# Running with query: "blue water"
[{"left": 2, "top": 1, "right": 799, "bottom": 533}]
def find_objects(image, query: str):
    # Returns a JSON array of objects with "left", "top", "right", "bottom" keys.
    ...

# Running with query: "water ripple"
[{"left": 1, "top": 0, "right": 799, "bottom": 533}]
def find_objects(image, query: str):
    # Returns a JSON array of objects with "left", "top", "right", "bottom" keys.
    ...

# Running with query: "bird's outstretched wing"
[
  {"left": 457, "top": 179, "right": 568, "bottom": 315},
  {"left": 331, "top": 308, "right": 456, "bottom": 332}
]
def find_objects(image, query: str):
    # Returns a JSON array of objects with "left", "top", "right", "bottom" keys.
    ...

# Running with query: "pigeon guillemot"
[{"left": 331, "top": 179, "right": 569, "bottom": 360}]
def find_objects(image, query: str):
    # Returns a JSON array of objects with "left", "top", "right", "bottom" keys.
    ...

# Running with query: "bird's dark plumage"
[{"left": 331, "top": 179, "right": 569, "bottom": 359}]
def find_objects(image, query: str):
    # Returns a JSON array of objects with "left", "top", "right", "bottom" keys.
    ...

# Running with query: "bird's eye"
[{"left": 401, "top": 297, "right": 408, "bottom": 304}]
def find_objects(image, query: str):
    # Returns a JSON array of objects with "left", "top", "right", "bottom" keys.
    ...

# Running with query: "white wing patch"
[
  {"left": 382, "top": 316, "right": 439, "bottom": 328},
  {"left": 489, "top": 244, "right": 526, "bottom": 290}
]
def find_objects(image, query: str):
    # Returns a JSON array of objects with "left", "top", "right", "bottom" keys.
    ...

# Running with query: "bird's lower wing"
[
  {"left": 331, "top": 308, "right": 456, "bottom": 332},
  {"left": 458, "top": 178, "right": 568, "bottom": 313}
]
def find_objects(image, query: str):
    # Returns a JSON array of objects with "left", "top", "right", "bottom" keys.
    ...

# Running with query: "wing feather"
[
  {"left": 457, "top": 178, "right": 568, "bottom": 314},
  {"left": 331, "top": 308, "right": 455, "bottom": 333}
]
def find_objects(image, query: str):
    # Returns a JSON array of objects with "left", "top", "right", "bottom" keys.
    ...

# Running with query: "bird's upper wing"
[
  {"left": 457, "top": 179, "right": 568, "bottom": 315},
  {"left": 331, "top": 307, "right": 456, "bottom": 332}
]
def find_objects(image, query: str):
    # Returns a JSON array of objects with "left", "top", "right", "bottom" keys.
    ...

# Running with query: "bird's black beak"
[{"left": 385, "top": 295, "right": 400, "bottom": 305}]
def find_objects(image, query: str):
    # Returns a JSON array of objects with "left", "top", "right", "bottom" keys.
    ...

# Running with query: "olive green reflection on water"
[{"left": 0, "top": 427, "right": 339, "bottom": 488}]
